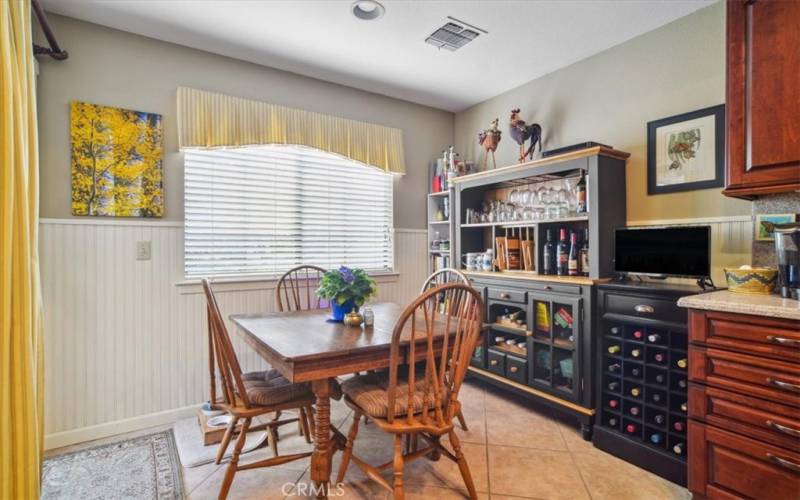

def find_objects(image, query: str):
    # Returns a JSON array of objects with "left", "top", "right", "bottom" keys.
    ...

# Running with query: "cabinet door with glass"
[{"left": 529, "top": 292, "right": 583, "bottom": 402}]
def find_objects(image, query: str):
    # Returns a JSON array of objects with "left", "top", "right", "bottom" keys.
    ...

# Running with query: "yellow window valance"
[{"left": 177, "top": 87, "right": 405, "bottom": 174}]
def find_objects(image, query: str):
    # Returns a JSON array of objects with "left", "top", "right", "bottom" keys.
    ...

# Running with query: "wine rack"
[{"left": 593, "top": 282, "right": 701, "bottom": 487}]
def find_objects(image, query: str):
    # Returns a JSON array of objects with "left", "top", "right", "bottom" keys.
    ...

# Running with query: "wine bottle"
[
  {"left": 677, "top": 358, "right": 687, "bottom": 369},
  {"left": 654, "top": 352, "right": 665, "bottom": 363},
  {"left": 576, "top": 170, "right": 587, "bottom": 213},
  {"left": 608, "top": 417, "right": 618, "bottom": 426},
  {"left": 647, "top": 333, "right": 662, "bottom": 343},
  {"left": 631, "top": 348, "right": 641, "bottom": 358},
  {"left": 568, "top": 231, "right": 579, "bottom": 276},
  {"left": 608, "top": 381, "right": 619, "bottom": 391},
  {"left": 608, "top": 398, "right": 619, "bottom": 409},
  {"left": 630, "top": 406, "right": 640, "bottom": 416},
  {"left": 543, "top": 230, "right": 556, "bottom": 275},
  {"left": 632, "top": 329, "right": 643, "bottom": 340},
  {"left": 609, "top": 326, "right": 620, "bottom": 336},
  {"left": 608, "top": 363, "right": 621, "bottom": 372},
  {"left": 580, "top": 228, "right": 589, "bottom": 276},
  {"left": 630, "top": 387, "right": 641, "bottom": 397},
  {"left": 673, "top": 421, "right": 685, "bottom": 432},
  {"left": 630, "top": 367, "right": 641, "bottom": 377},
  {"left": 651, "top": 393, "right": 662, "bottom": 403},
  {"left": 654, "top": 374, "right": 665, "bottom": 384},
  {"left": 607, "top": 345, "right": 621, "bottom": 354},
  {"left": 650, "top": 433, "right": 663, "bottom": 445},
  {"left": 556, "top": 228, "right": 569, "bottom": 276},
  {"left": 677, "top": 378, "right": 687, "bottom": 389},
  {"left": 673, "top": 443, "right": 684, "bottom": 455},
  {"left": 626, "top": 423, "right": 638, "bottom": 434},
  {"left": 680, "top": 402, "right": 688, "bottom": 412},
  {"left": 654, "top": 414, "right": 666, "bottom": 425}
]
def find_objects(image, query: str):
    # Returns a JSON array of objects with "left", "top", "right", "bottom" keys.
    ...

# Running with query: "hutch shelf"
[{"left": 451, "top": 146, "right": 629, "bottom": 439}]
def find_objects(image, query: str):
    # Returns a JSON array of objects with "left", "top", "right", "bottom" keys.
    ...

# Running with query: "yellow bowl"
[{"left": 723, "top": 268, "right": 778, "bottom": 295}]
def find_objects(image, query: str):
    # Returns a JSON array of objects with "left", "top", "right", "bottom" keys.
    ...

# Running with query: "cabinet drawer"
[
  {"left": 527, "top": 282, "right": 581, "bottom": 295},
  {"left": 689, "top": 383, "right": 800, "bottom": 451},
  {"left": 603, "top": 292, "right": 684, "bottom": 323},
  {"left": 487, "top": 287, "right": 527, "bottom": 304},
  {"left": 689, "top": 347, "right": 800, "bottom": 407},
  {"left": 688, "top": 421, "right": 800, "bottom": 499},
  {"left": 505, "top": 355, "right": 527, "bottom": 385},
  {"left": 689, "top": 310, "right": 800, "bottom": 363},
  {"left": 487, "top": 349, "right": 505, "bottom": 376}
]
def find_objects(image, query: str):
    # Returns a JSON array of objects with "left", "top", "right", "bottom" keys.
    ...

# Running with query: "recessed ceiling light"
[{"left": 351, "top": 0, "right": 385, "bottom": 21}]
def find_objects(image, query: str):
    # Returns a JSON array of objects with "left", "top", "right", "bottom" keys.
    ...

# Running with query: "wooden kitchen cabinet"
[{"left": 724, "top": 0, "right": 800, "bottom": 198}]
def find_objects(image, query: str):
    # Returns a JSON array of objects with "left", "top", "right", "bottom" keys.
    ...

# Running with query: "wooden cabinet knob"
[
  {"left": 509, "top": 366, "right": 518, "bottom": 373},
  {"left": 489, "top": 360, "right": 498, "bottom": 366}
]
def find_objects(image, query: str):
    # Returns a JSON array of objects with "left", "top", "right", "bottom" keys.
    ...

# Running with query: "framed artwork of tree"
[{"left": 70, "top": 101, "right": 164, "bottom": 217}]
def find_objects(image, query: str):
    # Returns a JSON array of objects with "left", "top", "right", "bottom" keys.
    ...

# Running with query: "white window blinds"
[{"left": 184, "top": 145, "right": 394, "bottom": 278}]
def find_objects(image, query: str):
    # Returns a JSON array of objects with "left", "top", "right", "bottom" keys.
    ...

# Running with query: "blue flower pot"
[{"left": 331, "top": 299, "right": 356, "bottom": 322}]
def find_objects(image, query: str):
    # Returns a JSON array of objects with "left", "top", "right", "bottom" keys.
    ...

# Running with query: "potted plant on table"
[{"left": 316, "top": 266, "right": 377, "bottom": 322}]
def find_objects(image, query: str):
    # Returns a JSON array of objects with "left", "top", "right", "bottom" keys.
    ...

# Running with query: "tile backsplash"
[{"left": 752, "top": 192, "right": 800, "bottom": 267}]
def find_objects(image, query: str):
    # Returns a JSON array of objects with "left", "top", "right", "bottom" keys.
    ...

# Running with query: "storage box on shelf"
[
  {"left": 453, "top": 146, "right": 629, "bottom": 440},
  {"left": 593, "top": 282, "right": 701, "bottom": 487}
]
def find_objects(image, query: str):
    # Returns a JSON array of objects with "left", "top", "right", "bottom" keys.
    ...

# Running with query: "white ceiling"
[{"left": 41, "top": 0, "right": 715, "bottom": 112}]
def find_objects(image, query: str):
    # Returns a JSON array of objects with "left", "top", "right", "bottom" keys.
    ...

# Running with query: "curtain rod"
[{"left": 32, "top": 0, "right": 68, "bottom": 60}]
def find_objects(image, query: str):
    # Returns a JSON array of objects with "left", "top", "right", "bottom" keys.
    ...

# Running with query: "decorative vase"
[{"left": 331, "top": 299, "right": 356, "bottom": 322}]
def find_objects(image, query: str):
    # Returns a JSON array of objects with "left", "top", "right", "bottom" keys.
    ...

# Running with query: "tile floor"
[{"left": 48, "top": 379, "right": 691, "bottom": 500}]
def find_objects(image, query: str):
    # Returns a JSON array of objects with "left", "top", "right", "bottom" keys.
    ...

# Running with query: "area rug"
[
  {"left": 42, "top": 430, "right": 184, "bottom": 500},
  {"left": 172, "top": 416, "right": 268, "bottom": 468}
]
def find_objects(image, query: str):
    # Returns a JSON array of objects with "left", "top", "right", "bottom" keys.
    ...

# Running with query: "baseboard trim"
[{"left": 44, "top": 404, "right": 200, "bottom": 451}]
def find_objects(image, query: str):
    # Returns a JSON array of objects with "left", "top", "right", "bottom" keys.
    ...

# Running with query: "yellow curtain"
[
  {"left": 0, "top": 1, "right": 45, "bottom": 498},
  {"left": 177, "top": 87, "right": 406, "bottom": 174}
]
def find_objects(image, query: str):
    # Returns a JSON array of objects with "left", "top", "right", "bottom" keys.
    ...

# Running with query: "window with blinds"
[{"left": 184, "top": 145, "right": 394, "bottom": 278}]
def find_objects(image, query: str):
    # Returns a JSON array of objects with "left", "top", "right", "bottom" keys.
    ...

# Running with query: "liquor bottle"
[
  {"left": 608, "top": 398, "right": 619, "bottom": 409},
  {"left": 654, "top": 414, "right": 666, "bottom": 425},
  {"left": 651, "top": 393, "right": 662, "bottom": 404},
  {"left": 556, "top": 228, "right": 569, "bottom": 276},
  {"left": 631, "top": 348, "right": 641, "bottom": 358},
  {"left": 654, "top": 352, "right": 666, "bottom": 363},
  {"left": 630, "top": 367, "right": 641, "bottom": 377},
  {"left": 673, "top": 443, "right": 684, "bottom": 455},
  {"left": 677, "top": 358, "right": 687, "bottom": 369},
  {"left": 568, "top": 231, "right": 579, "bottom": 276},
  {"left": 576, "top": 170, "right": 587, "bottom": 213},
  {"left": 608, "top": 363, "right": 621, "bottom": 373},
  {"left": 630, "top": 387, "right": 641, "bottom": 397},
  {"left": 609, "top": 326, "right": 620, "bottom": 336},
  {"left": 650, "top": 433, "right": 663, "bottom": 445},
  {"left": 608, "top": 381, "right": 620, "bottom": 391},
  {"left": 580, "top": 228, "right": 590, "bottom": 276},
  {"left": 673, "top": 421, "right": 685, "bottom": 432},
  {"left": 542, "top": 230, "right": 556, "bottom": 275},
  {"left": 680, "top": 402, "right": 688, "bottom": 412},
  {"left": 626, "top": 423, "right": 638, "bottom": 434},
  {"left": 632, "top": 329, "right": 643, "bottom": 340},
  {"left": 677, "top": 378, "right": 687, "bottom": 389},
  {"left": 630, "top": 406, "right": 640, "bottom": 416},
  {"left": 647, "top": 333, "right": 662, "bottom": 343},
  {"left": 607, "top": 345, "right": 621, "bottom": 354},
  {"left": 654, "top": 373, "right": 666, "bottom": 384},
  {"left": 608, "top": 417, "right": 618, "bottom": 427}
]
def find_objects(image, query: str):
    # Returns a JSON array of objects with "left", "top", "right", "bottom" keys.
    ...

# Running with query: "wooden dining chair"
[
  {"left": 420, "top": 268, "right": 472, "bottom": 431},
  {"left": 203, "top": 279, "right": 317, "bottom": 500},
  {"left": 276, "top": 265, "right": 328, "bottom": 312},
  {"left": 336, "top": 283, "right": 484, "bottom": 499}
]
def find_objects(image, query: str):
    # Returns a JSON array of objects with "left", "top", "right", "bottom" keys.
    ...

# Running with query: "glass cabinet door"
[{"left": 528, "top": 292, "right": 582, "bottom": 402}]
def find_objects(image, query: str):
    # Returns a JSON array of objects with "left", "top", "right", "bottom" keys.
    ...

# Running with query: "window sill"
[{"left": 175, "top": 270, "right": 400, "bottom": 295}]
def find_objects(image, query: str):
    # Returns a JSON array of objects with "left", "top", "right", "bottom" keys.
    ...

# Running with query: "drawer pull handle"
[
  {"left": 766, "top": 335, "right": 800, "bottom": 348},
  {"left": 489, "top": 360, "right": 498, "bottom": 366},
  {"left": 543, "top": 286, "right": 552, "bottom": 291},
  {"left": 766, "top": 377, "right": 800, "bottom": 393},
  {"left": 509, "top": 366, "right": 518, "bottom": 373},
  {"left": 766, "top": 420, "right": 800, "bottom": 438},
  {"left": 500, "top": 293, "right": 511, "bottom": 299},
  {"left": 634, "top": 304, "right": 654, "bottom": 314},
  {"left": 767, "top": 453, "right": 800, "bottom": 473}
]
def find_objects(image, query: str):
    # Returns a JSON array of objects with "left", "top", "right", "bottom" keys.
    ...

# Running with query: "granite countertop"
[{"left": 678, "top": 290, "right": 800, "bottom": 321}]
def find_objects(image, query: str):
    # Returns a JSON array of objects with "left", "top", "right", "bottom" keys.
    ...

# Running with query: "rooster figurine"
[
  {"left": 509, "top": 108, "right": 542, "bottom": 162},
  {"left": 478, "top": 118, "right": 502, "bottom": 170}
]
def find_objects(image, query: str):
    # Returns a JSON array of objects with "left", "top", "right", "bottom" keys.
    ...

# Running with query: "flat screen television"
[{"left": 614, "top": 226, "right": 711, "bottom": 279}]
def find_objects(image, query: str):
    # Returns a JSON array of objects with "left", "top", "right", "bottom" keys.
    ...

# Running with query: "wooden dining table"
[{"left": 230, "top": 301, "right": 457, "bottom": 497}]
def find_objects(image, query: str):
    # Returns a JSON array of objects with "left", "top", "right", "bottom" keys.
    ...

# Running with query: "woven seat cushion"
[
  {"left": 241, "top": 369, "right": 312, "bottom": 407},
  {"left": 340, "top": 372, "right": 443, "bottom": 419}
]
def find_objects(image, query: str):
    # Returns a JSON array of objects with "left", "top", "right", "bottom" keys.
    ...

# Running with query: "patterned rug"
[{"left": 42, "top": 430, "right": 184, "bottom": 500}]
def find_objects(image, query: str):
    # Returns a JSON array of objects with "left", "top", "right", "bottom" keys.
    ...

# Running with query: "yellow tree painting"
[{"left": 71, "top": 101, "right": 164, "bottom": 217}]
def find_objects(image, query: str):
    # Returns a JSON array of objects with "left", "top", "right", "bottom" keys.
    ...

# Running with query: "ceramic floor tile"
[
  {"left": 488, "top": 445, "right": 590, "bottom": 500},
  {"left": 454, "top": 399, "right": 487, "bottom": 444},
  {"left": 401, "top": 484, "right": 489, "bottom": 499},
  {"left": 555, "top": 418, "right": 594, "bottom": 454},
  {"left": 189, "top": 462, "right": 306, "bottom": 500},
  {"left": 182, "top": 461, "right": 223, "bottom": 495},
  {"left": 293, "top": 468, "right": 390, "bottom": 500},
  {"left": 485, "top": 407, "right": 567, "bottom": 451},
  {"left": 404, "top": 441, "right": 489, "bottom": 494}
]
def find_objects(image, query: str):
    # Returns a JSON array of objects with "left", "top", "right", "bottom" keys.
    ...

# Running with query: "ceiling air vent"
[{"left": 425, "top": 17, "right": 487, "bottom": 52}]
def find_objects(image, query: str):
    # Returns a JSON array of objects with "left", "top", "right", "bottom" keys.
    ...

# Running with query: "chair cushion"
[
  {"left": 340, "top": 372, "right": 443, "bottom": 419},
  {"left": 241, "top": 369, "right": 342, "bottom": 406}
]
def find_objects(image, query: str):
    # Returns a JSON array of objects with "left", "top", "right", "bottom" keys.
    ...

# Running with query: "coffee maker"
[{"left": 772, "top": 222, "right": 800, "bottom": 299}]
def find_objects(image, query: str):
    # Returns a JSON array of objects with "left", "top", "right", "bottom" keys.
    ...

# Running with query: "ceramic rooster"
[
  {"left": 509, "top": 108, "right": 542, "bottom": 162},
  {"left": 478, "top": 118, "right": 502, "bottom": 170}
]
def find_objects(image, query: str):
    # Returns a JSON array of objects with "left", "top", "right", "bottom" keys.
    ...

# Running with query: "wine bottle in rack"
[
  {"left": 650, "top": 433, "right": 663, "bottom": 445},
  {"left": 631, "top": 348, "right": 641, "bottom": 358},
  {"left": 651, "top": 393, "right": 662, "bottom": 404},
  {"left": 673, "top": 443, "right": 684, "bottom": 455},
  {"left": 654, "top": 373, "right": 665, "bottom": 384},
  {"left": 609, "top": 326, "right": 620, "bottom": 336},
  {"left": 677, "top": 378, "right": 687, "bottom": 389},
  {"left": 654, "top": 414, "right": 666, "bottom": 425},
  {"left": 543, "top": 230, "right": 556, "bottom": 275},
  {"left": 608, "top": 417, "right": 618, "bottom": 426},
  {"left": 608, "top": 398, "right": 619, "bottom": 409},
  {"left": 625, "top": 423, "right": 638, "bottom": 434},
  {"left": 568, "top": 231, "right": 579, "bottom": 276},
  {"left": 676, "top": 358, "right": 687, "bottom": 369},
  {"left": 630, "top": 366, "right": 641, "bottom": 377},
  {"left": 654, "top": 352, "right": 666, "bottom": 364},
  {"left": 608, "top": 363, "right": 621, "bottom": 373},
  {"left": 680, "top": 402, "right": 688, "bottom": 413},
  {"left": 673, "top": 421, "right": 685, "bottom": 432},
  {"left": 647, "top": 333, "right": 662, "bottom": 343},
  {"left": 556, "top": 228, "right": 569, "bottom": 276},
  {"left": 629, "top": 406, "right": 641, "bottom": 416},
  {"left": 630, "top": 387, "right": 641, "bottom": 397},
  {"left": 607, "top": 345, "right": 621, "bottom": 354},
  {"left": 632, "top": 329, "right": 643, "bottom": 340},
  {"left": 607, "top": 381, "right": 619, "bottom": 391}
]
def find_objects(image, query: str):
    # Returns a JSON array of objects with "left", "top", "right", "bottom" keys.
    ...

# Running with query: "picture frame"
[
  {"left": 647, "top": 104, "right": 725, "bottom": 195},
  {"left": 755, "top": 213, "right": 797, "bottom": 241}
]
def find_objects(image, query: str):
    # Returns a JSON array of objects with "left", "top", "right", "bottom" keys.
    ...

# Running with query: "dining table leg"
[{"left": 310, "top": 378, "right": 333, "bottom": 498}]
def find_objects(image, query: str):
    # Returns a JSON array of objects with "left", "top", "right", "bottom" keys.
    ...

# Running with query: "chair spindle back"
[
  {"left": 276, "top": 265, "right": 328, "bottom": 312},
  {"left": 420, "top": 267, "right": 469, "bottom": 293}
]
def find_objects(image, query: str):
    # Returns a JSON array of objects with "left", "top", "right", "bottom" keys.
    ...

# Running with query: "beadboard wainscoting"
[
  {"left": 627, "top": 215, "right": 753, "bottom": 285},
  {"left": 39, "top": 219, "right": 427, "bottom": 450}
]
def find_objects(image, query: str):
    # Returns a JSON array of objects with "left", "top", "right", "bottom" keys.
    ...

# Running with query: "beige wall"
[
  {"left": 35, "top": 15, "right": 454, "bottom": 229},
  {"left": 454, "top": 1, "right": 750, "bottom": 222}
]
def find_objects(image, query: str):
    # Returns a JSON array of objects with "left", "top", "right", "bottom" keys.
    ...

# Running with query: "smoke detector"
[{"left": 425, "top": 17, "right": 487, "bottom": 52}]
